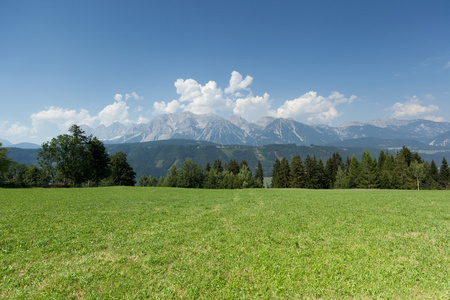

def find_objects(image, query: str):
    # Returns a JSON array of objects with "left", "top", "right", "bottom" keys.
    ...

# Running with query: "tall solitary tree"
[{"left": 108, "top": 152, "right": 136, "bottom": 186}]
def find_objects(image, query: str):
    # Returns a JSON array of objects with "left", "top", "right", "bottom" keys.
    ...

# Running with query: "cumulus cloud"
[
  {"left": 6, "top": 123, "right": 32, "bottom": 135},
  {"left": 270, "top": 91, "right": 356, "bottom": 123},
  {"left": 151, "top": 71, "right": 357, "bottom": 124},
  {"left": 389, "top": 96, "right": 439, "bottom": 118},
  {"left": 225, "top": 71, "right": 253, "bottom": 94},
  {"left": 154, "top": 77, "right": 235, "bottom": 115},
  {"left": 153, "top": 100, "right": 182, "bottom": 114},
  {"left": 233, "top": 93, "right": 271, "bottom": 121},
  {"left": 98, "top": 97, "right": 130, "bottom": 126},
  {"left": 31, "top": 107, "right": 97, "bottom": 131},
  {"left": 424, "top": 115, "right": 446, "bottom": 122}
]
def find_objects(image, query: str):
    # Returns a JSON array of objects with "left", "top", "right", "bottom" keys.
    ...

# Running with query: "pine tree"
[
  {"left": 347, "top": 155, "right": 361, "bottom": 188},
  {"left": 271, "top": 158, "right": 281, "bottom": 188},
  {"left": 213, "top": 159, "right": 223, "bottom": 173},
  {"left": 255, "top": 160, "right": 264, "bottom": 188},
  {"left": 439, "top": 157, "right": 449, "bottom": 189},
  {"left": 290, "top": 155, "right": 304, "bottom": 188},
  {"left": 226, "top": 159, "right": 240, "bottom": 176},
  {"left": 279, "top": 158, "right": 290, "bottom": 188},
  {"left": 109, "top": 152, "right": 136, "bottom": 186}
]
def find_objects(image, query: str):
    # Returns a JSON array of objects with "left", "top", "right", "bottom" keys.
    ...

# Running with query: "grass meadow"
[{"left": 0, "top": 187, "right": 449, "bottom": 299}]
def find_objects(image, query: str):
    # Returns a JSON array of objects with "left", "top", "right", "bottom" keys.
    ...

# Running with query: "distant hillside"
[
  {"left": 7, "top": 140, "right": 450, "bottom": 180},
  {"left": 326, "top": 137, "right": 447, "bottom": 151}
]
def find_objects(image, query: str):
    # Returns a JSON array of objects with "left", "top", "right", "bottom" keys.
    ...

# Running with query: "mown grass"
[{"left": 1, "top": 187, "right": 449, "bottom": 299}]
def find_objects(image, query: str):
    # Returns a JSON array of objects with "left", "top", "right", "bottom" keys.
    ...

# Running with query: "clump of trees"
[
  {"left": 37, "top": 125, "right": 135, "bottom": 187},
  {"left": 0, "top": 125, "right": 136, "bottom": 188},
  {"left": 139, "top": 159, "right": 264, "bottom": 189},
  {"left": 271, "top": 147, "right": 449, "bottom": 190}
]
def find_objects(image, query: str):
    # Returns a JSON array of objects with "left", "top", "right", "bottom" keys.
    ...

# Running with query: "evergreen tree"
[
  {"left": 425, "top": 160, "right": 440, "bottom": 189},
  {"left": 255, "top": 160, "right": 264, "bottom": 188},
  {"left": 205, "top": 162, "right": 211, "bottom": 172},
  {"left": 324, "top": 153, "right": 342, "bottom": 189},
  {"left": 394, "top": 152, "right": 413, "bottom": 189},
  {"left": 237, "top": 165, "right": 255, "bottom": 188},
  {"left": 278, "top": 158, "right": 291, "bottom": 188},
  {"left": 334, "top": 166, "right": 349, "bottom": 189},
  {"left": 290, "top": 155, "right": 304, "bottom": 188},
  {"left": 360, "top": 151, "right": 377, "bottom": 188},
  {"left": 108, "top": 152, "right": 136, "bottom": 186},
  {"left": 86, "top": 136, "right": 110, "bottom": 187},
  {"left": 163, "top": 164, "right": 179, "bottom": 187},
  {"left": 213, "top": 159, "right": 223, "bottom": 173},
  {"left": 226, "top": 159, "right": 240, "bottom": 175},
  {"left": 271, "top": 158, "right": 281, "bottom": 188},
  {"left": 347, "top": 155, "right": 361, "bottom": 188},
  {"left": 439, "top": 157, "right": 449, "bottom": 189}
]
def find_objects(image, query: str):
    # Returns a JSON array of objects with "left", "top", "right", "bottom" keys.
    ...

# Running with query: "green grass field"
[{"left": 1, "top": 188, "right": 449, "bottom": 299}]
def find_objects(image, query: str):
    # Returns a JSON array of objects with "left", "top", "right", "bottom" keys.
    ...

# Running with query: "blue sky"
[{"left": 1, "top": 0, "right": 450, "bottom": 144}]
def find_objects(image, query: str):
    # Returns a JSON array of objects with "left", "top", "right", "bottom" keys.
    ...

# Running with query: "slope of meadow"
[{"left": 1, "top": 188, "right": 449, "bottom": 299}]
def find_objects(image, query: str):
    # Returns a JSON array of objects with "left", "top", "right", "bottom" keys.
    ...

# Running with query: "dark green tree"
[
  {"left": 25, "top": 165, "right": 47, "bottom": 187},
  {"left": 226, "top": 159, "right": 240, "bottom": 176},
  {"left": 278, "top": 158, "right": 291, "bottom": 188},
  {"left": 290, "top": 155, "right": 304, "bottom": 188},
  {"left": 163, "top": 164, "right": 178, "bottom": 187},
  {"left": 0, "top": 143, "right": 11, "bottom": 177},
  {"left": 177, "top": 159, "right": 204, "bottom": 188},
  {"left": 439, "top": 157, "right": 449, "bottom": 189},
  {"left": 37, "top": 124, "right": 109, "bottom": 186},
  {"left": 139, "top": 174, "right": 150, "bottom": 187},
  {"left": 271, "top": 158, "right": 281, "bottom": 188},
  {"left": 205, "top": 162, "right": 211, "bottom": 172},
  {"left": 347, "top": 155, "right": 361, "bottom": 188},
  {"left": 213, "top": 159, "right": 223, "bottom": 173},
  {"left": 86, "top": 137, "right": 110, "bottom": 187},
  {"left": 108, "top": 152, "right": 136, "bottom": 186},
  {"left": 255, "top": 160, "right": 264, "bottom": 188}
]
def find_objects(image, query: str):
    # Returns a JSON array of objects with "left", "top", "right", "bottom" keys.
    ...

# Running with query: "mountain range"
[
  {"left": 77, "top": 112, "right": 450, "bottom": 149},
  {"left": 2, "top": 112, "right": 450, "bottom": 150}
]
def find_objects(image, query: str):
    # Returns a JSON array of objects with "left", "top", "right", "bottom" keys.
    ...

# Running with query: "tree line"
[
  {"left": 271, "top": 147, "right": 449, "bottom": 190},
  {"left": 139, "top": 159, "right": 265, "bottom": 189},
  {"left": 0, "top": 125, "right": 136, "bottom": 188}
]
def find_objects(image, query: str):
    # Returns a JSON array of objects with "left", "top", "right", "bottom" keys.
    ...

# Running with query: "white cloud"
[
  {"left": 98, "top": 98, "right": 130, "bottom": 126},
  {"left": 225, "top": 71, "right": 253, "bottom": 94},
  {"left": 125, "top": 91, "right": 143, "bottom": 100},
  {"left": 389, "top": 96, "right": 439, "bottom": 118},
  {"left": 233, "top": 93, "right": 271, "bottom": 121},
  {"left": 442, "top": 61, "right": 450, "bottom": 70},
  {"left": 270, "top": 91, "right": 356, "bottom": 123},
  {"left": 173, "top": 78, "right": 234, "bottom": 114},
  {"left": 31, "top": 107, "right": 97, "bottom": 131},
  {"left": 153, "top": 100, "right": 182, "bottom": 114},
  {"left": 424, "top": 115, "right": 446, "bottom": 122},
  {"left": 114, "top": 94, "right": 123, "bottom": 102},
  {"left": 136, "top": 116, "right": 150, "bottom": 124},
  {"left": 151, "top": 72, "right": 357, "bottom": 124},
  {"left": 6, "top": 123, "right": 32, "bottom": 135}
]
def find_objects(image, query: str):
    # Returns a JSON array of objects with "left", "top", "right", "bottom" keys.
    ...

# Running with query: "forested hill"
[{"left": 7, "top": 139, "right": 450, "bottom": 180}]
